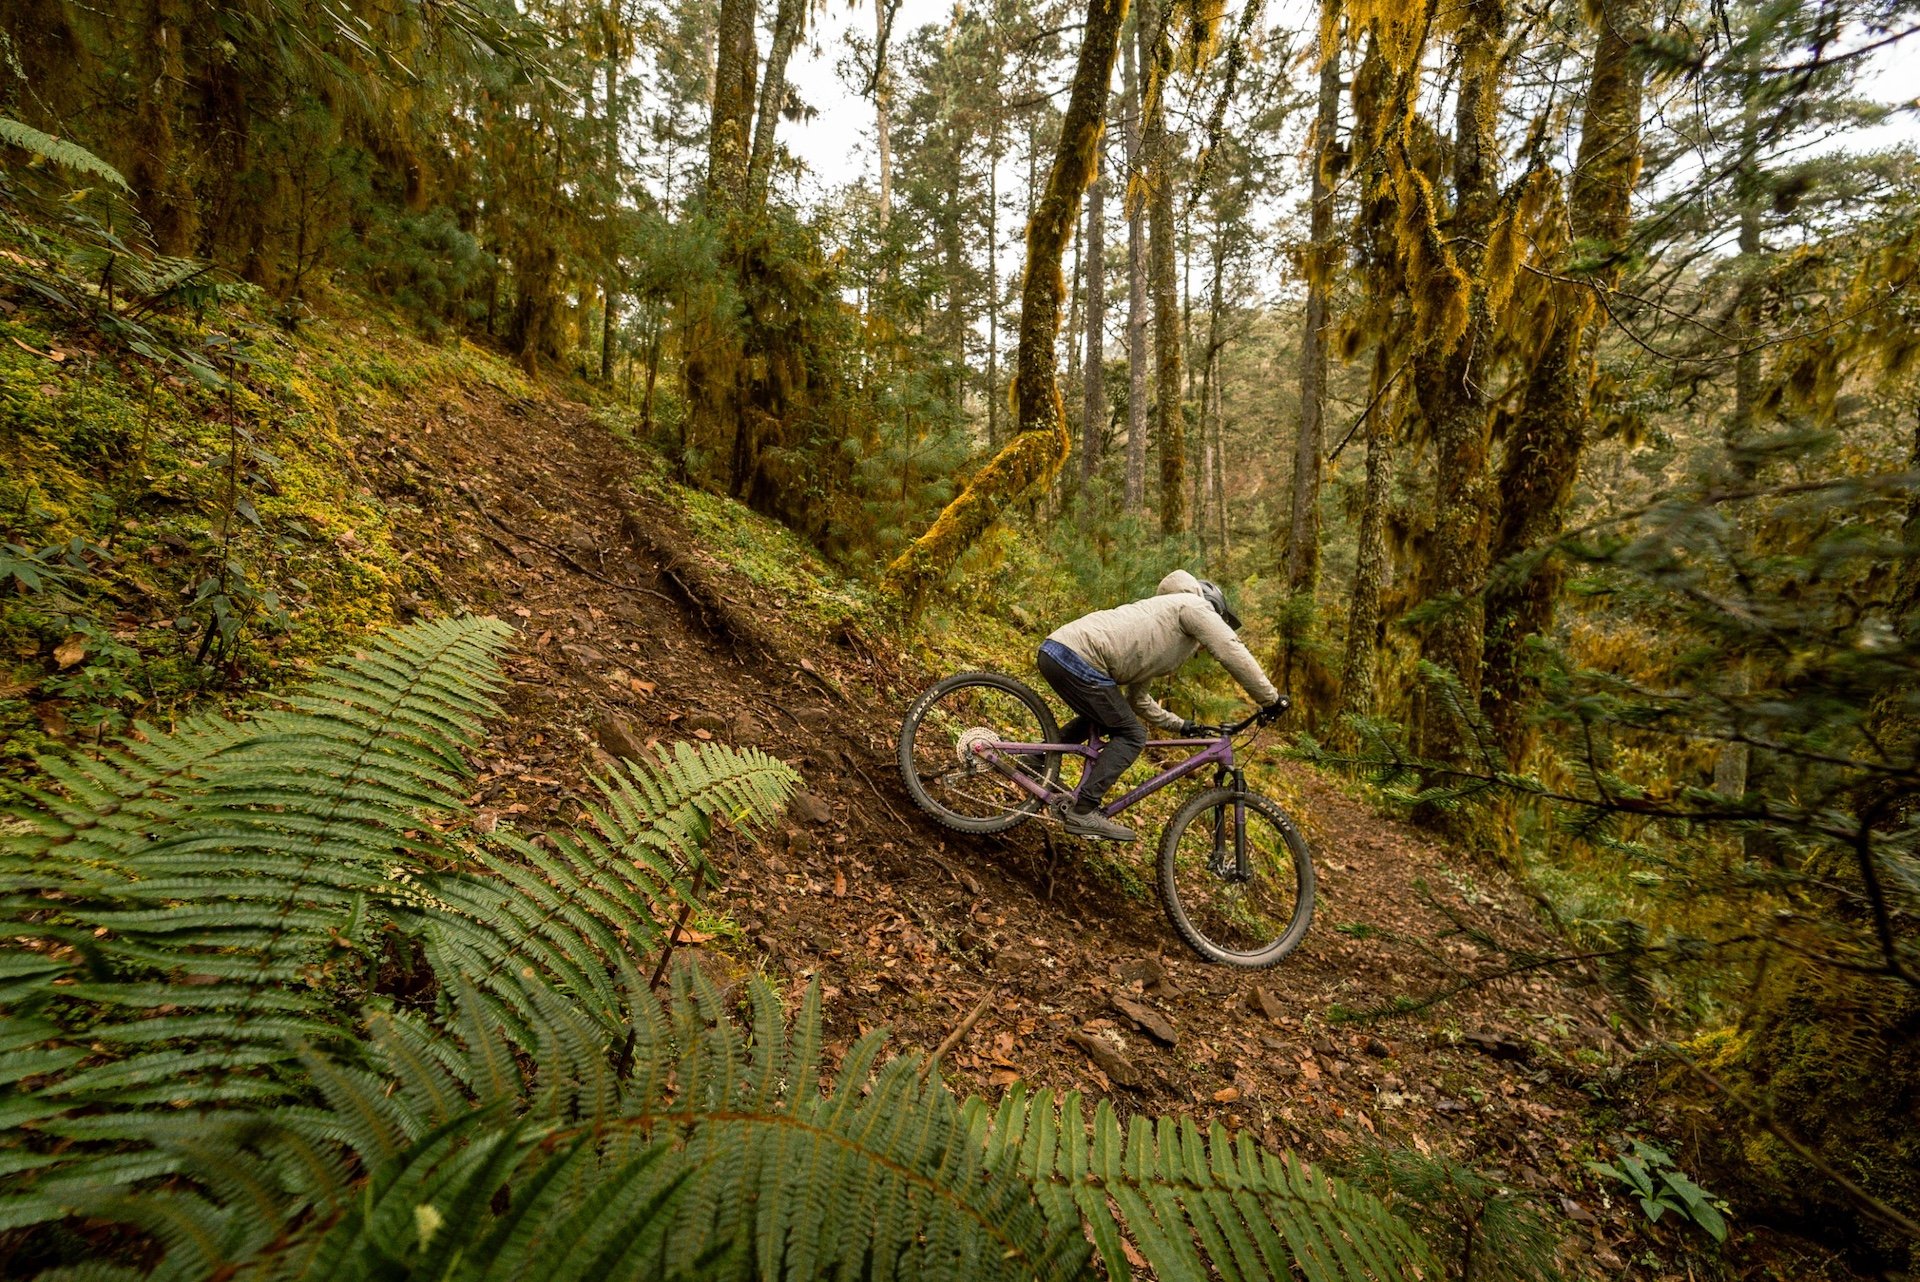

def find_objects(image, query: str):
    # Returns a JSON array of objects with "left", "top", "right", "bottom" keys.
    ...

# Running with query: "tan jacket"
[{"left": 1046, "top": 570, "right": 1281, "bottom": 731}]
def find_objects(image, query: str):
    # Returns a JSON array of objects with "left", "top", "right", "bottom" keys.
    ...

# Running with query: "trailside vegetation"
[{"left": 4, "top": 0, "right": 1920, "bottom": 1272}]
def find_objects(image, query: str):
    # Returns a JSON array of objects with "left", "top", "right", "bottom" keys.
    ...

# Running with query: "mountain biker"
[{"left": 1036, "top": 570, "right": 1286, "bottom": 842}]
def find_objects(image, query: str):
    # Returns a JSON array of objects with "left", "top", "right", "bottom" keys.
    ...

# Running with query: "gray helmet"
[{"left": 1196, "top": 579, "right": 1241, "bottom": 630}]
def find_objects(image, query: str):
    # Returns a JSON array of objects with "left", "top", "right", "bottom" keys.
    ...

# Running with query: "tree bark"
[
  {"left": 601, "top": 51, "right": 621, "bottom": 383},
  {"left": 1714, "top": 74, "right": 1766, "bottom": 803},
  {"left": 1081, "top": 133, "right": 1108, "bottom": 489},
  {"left": 132, "top": 0, "right": 196, "bottom": 255},
  {"left": 1480, "top": 0, "right": 1647, "bottom": 765},
  {"left": 706, "top": 0, "right": 759, "bottom": 209},
  {"left": 882, "top": 0, "right": 1129, "bottom": 617},
  {"left": 1289, "top": 8, "right": 1340, "bottom": 598},
  {"left": 1140, "top": 0, "right": 1185, "bottom": 536},
  {"left": 1410, "top": 0, "right": 1506, "bottom": 815},
  {"left": 1198, "top": 212, "right": 1228, "bottom": 559},
  {"left": 1123, "top": 26, "right": 1149, "bottom": 516},
  {"left": 747, "top": 0, "right": 804, "bottom": 202},
  {"left": 874, "top": 0, "right": 896, "bottom": 229},
  {"left": 987, "top": 119, "right": 1002, "bottom": 450},
  {"left": 1337, "top": 344, "right": 1394, "bottom": 737}
]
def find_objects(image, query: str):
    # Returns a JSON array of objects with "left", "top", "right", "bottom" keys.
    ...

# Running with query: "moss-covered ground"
[{"left": 0, "top": 280, "right": 541, "bottom": 768}]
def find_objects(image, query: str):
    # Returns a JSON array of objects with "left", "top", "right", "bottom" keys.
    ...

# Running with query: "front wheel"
[{"left": 1157, "top": 788, "right": 1315, "bottom": 968}]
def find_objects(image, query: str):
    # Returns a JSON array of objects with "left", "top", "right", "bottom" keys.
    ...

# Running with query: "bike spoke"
[
  {"left": 1163, "top": 797, "right": 1307, "bottom": 961},
  {"left": 903, "top": 679, "right": 1060, "bottom": 827}
]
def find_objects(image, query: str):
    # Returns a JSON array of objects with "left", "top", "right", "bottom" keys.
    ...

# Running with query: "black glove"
[
  {"left": 1179, "top": 720, "right": 1224, "bottom": 738},
  {"left": 1258, "top": 698, "right": 1291, "bottom": 725}
]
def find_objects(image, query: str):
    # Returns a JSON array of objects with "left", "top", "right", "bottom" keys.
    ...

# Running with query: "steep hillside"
[
  {"left": 1, "top": 299, "right": 1860, "bottom": 1279},
  {"left": 340, "top": 370, "right": 1845, "bottom": 1281}
]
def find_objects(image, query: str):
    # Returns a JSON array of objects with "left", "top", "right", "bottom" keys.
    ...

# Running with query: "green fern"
[
  {"left": 979, "top": 1087, "right": 1443, "bottom": 1282},
  {"left": 0, "top": 618, "right": 798, "bottom": 1235},
  {"left": 0, "top": 116, "right": 131, "bottom": 191},
  {"left": 1, "top": 619, "right": 1444, "bottom": 1280},
  {"left": 1353, "top": 1146, "right": 1564, "bottom": 1282}
]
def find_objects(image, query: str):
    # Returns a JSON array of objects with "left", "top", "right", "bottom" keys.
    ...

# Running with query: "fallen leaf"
[
  {"left": 693, "top": 728, "right": 713, "bottom": 740},
  {"left": 676, "top": 927, "right": 715, "bottom": 944},
  {"left": 1212, "top": 1086, "right": 1241, "bottom": 1103},
  {"left": 1122, "top": 1240, "right": 1148, "bottom": 1269},
  {"left": 512, "top": 607, "right": 532, "bottom": 618},
  {"left": 987, "top": 1068, "right": 1019, "bottom": 1087},
  {"left": 832, "top": 869, "right": 847, "bottom": 897},
  {"left": 52, "top": 633, "right": 87, "bottom": 669},
  {"left": 631, "top": 678, "right": 655, "bottom": 694}
]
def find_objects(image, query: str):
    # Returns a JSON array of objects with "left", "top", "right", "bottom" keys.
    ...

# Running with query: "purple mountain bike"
[{"left": 898, "top": 671, "right": 1315, "bottom": 969}]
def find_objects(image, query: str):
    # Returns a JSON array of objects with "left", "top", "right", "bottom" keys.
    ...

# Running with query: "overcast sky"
[{"left": 778, "top": 3, "right": 1920, "bottom": 203}]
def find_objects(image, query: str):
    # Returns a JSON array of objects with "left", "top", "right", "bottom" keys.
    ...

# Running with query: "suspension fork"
[{"left": 1208, "top": 766, "right": 1250, "bottom": 879}]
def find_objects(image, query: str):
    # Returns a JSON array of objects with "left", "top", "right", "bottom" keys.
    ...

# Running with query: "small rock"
[
  {"left": 562, "top": 643, "right": 609, "bottom": 669},
  {"left": 1250, "top": 985, "right": 1288, "bottom": 1023},
  {"left": 686, "top": 711, "right": 729, "bottom": 736},
  {"left": 731, "top": 712, "right": 766, "bottom": 745},
  {"left": 1114, "top": 956, "right": 1167, "bottom": 988},
  {"left": 1070, "top": 1031, "right": 1142, "bottom": 1087},
  {"left": 595, "top": 713, "right": 647, "bottom": 762},
  {"left": 1112, "top": 996, "right": 1178, "bottom": 1047},
  {"left": 1463, "top": 1032, "right": 1529, "bottom": 1062},
  {"left": 791, "top": 792, "right": 833, "bottom": 826},
  {"left": 1560, "top": 1197, "right": 1598, "bottom": 1226}
]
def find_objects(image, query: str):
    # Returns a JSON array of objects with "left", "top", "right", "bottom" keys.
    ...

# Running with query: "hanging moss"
[{"left": 883, "top": 0, "right": 1131, "bottom": 620}]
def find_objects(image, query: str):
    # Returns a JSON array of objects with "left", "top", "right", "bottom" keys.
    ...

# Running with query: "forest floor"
[{"left": 354, "top": 376, "right": 1856, "bottom": 1282}]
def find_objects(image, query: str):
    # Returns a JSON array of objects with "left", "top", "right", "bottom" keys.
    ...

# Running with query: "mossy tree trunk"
[
  {"left": 1139, "top": 0, "right": 1184, "bottom": 536},
  {"left": 882, "top": 0, "right": 1131, "bottom": 618},
  {"left": 132, "top": 0, "right": 196, "bottom": 255},
  {"left": 1480, "top": 0, "right": 1647, "bottom": 765},
  {"left": 872, "top": 0, "right": 898, "bottom": 242},
  {"left": 1082, "top": 135, "right": 1108, "bottom": 489},
  {"left": 1337, "top": 343, "right": 1394, "bottom": 740},
  {"left": 747, "top": 0, "right": 805, "bottom": 203},
  {"left": 1122, "top": 24, "right": 1149, "bottom": 515},
  {"left": 1409, "top": 0, "right": 1506, "bottom": 826},
  {"left": 706, "top": 0, "right": 759, "bottom": 211},
  {"left": 1288, "top": 1, "right": 1341, "bottom": 601},
  {"left": 601, "top": 49, "right": 622, "bottom": 384}
]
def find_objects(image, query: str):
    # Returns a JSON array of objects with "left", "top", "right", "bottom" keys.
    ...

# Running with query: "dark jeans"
[{"left": 1035, "top": 645, "right": 1146, "bottom": 811}]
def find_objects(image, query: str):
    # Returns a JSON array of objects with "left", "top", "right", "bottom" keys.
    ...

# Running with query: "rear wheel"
[
  {"left": 898, "top": 672, "right": 1061, "bottom": 834},
  {"left": 1157, "top": 788, "right": 1315, "bottom": 968}
]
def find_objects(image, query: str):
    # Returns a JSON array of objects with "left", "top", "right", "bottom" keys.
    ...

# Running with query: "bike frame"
[{"left": 980, "top": 732, "right": 1236, "bottom": 818}]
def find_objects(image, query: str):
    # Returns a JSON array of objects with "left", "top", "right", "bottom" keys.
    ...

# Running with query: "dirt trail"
[{"left": 363, "top": 384, "right": 1713, "bottom": 1279}]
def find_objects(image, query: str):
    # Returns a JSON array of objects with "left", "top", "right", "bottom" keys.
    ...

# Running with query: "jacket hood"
[{"left": 1155, "top": 569, "right": 1205, "bottom": 597}]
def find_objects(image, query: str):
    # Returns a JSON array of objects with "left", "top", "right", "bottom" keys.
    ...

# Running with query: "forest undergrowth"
[
  {"left": 4, "top": 0, "right": 1919, "bottom": 1268},
  {"left": 0, "top": 274, "right": 1876, "bottom": 1279}
]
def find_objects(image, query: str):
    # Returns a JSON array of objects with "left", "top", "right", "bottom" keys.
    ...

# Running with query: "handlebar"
[{"left": 1223, "top": 696, "right": 1291, "bottom": 736}]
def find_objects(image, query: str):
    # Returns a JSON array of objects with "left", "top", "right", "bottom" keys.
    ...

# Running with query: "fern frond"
[
  {"left": 985, "top": 1087, "right": 1445, "bottom": 1282},
  {"left": 0, "top": 116, "right": 131, "bottom": 190}
]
